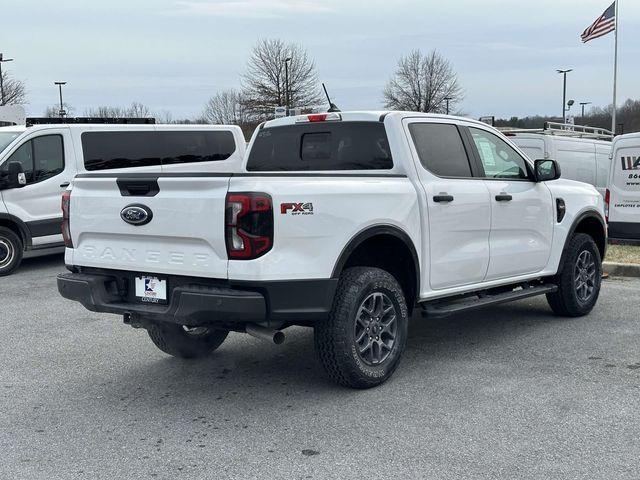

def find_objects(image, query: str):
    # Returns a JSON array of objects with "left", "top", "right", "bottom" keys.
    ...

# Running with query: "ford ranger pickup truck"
[{"left": 57, "top": 112, "right": 607, "bottom": 389}]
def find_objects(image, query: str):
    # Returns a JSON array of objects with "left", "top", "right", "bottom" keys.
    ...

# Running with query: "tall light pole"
[
  {"left": 444, "top": 97, "right": 453, "bottom": 115},
  {"left": 579, "top": 101, "right": 591, "bottom": 119},
  {"left": 0, "top": 53, "right": 15, "bottom": 106},
  {"left": 54, "top": 81, "right": 67, "bottom": 117},
  {"left": 557, "top": 69, "right": 572, "bottom": 123},
  {"left": 284, "top": 57, "right": 292, "bottom": 114}
]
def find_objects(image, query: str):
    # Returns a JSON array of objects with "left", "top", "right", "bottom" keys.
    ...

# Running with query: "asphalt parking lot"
[{"left": 1, "top": 256, "right": 639, "bottom": 480}]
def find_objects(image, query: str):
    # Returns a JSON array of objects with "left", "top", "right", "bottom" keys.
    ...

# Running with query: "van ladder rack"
[
  {"left": 26, "top": 117, "right": 156, "bottom": 127},
  {"left": 499, "top": 122, "right": 613, "bottom": 140}
]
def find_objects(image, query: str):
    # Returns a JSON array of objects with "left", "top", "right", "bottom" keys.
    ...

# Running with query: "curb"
[{"left": 603, "top": 262, "right": 640, "bottom": 278}]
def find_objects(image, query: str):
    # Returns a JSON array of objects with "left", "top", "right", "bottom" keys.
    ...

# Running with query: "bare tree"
[
  {"left": 203, "top": 89, "right": 251, "bottom": 125},
  {"left": 242, "top": 38, "right": 322, "bottom": 119},
  {"left": 0, "top": 70, "right": 27, "bottom": 105},
  {"left": 84, "top": 102, "right": 152, "bottom": 118},
  {"left": 43, "top": 103, "right": 74, "bottom": 117},
  {"left": 383, "top": 49, "right": 463, "bottom": 113},
  {"left": 154, "top": 109, "right": 174, "bottom": 124},
  {"left": 127, "top": 101, "right": 152, "bottom": 118}
]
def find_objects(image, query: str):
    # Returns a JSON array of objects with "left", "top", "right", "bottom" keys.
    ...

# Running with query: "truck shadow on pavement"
[{"left": 95, "top": 298, "right": 571, "bottom": 408}]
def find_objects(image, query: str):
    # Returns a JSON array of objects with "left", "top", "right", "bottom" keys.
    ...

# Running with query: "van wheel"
[
  {"left": 314, "top": 267, "right": 408, "bottom": 389},
  {"left": 547, "top": 233, "right": 602, "bottom": 317},
  {"left": 147, "top": 323, "right": 229, "bottom": 359},
  {"left": 0, "top": 227, "right": 23, "bottom": 277}
]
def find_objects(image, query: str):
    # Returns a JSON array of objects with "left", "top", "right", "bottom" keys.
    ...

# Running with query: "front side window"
[
  {"left": 32, "top": 135, "right": 65, "bottom": 182},
  {"left": 469, "top": 128, "right": 530, "bottom": 180},
  {"left": 2, "top": 141, "right": 34, "bottom": 183},
  {"left": 409, "top": 123, "right": 473, "bottom": 177},
  {"left": 0, "top": 135, "right": 65, "bottom": 185}
]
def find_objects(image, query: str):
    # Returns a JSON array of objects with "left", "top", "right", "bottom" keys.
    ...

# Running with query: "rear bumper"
[
  {"left": 608, "top": 222, "right": 640, "bottom": 246},
  {"left": 57, "top": 268, "right": 337, "bottom": 328}
]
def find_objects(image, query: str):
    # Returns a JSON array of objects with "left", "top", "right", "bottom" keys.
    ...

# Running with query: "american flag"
[{"left": 581, "top": 2, "right": 616, "bottom": 43}]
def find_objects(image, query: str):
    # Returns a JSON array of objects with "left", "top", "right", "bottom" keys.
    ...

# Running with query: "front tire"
[
  {"left": 315, "top": 267, "right": 409, "bottom": 389},
  {"left": 0, "top": 227, "right": 23, "bottom": 277},
  {"left": 147, "top": 323, "right": 229, "bottom": 359},
  {"left": 546, "top": 233, "right": 602, "bottom": 317}
]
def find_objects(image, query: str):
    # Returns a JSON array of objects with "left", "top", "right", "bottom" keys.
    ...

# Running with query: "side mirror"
[
  {"left": 535, "top": 159, "right": 561, "bottom": 182},
  {"left": 5, "top": 161, "right": 27, "bottom": 189}
]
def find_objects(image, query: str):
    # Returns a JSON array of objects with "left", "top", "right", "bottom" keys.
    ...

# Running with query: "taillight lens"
[
  {"left": 604, "top": 188, "right": 610, "bottom": 223},
  {"left": 225, "top": 193, "right": 273, "bottom": 260},
  {"left": 61, "top": 189, "right": 73, "bottom": 248}
]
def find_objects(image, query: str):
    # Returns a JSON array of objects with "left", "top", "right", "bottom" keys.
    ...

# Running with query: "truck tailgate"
[{"left": 68, "top": 174, "right": 231, "bottom": 278}]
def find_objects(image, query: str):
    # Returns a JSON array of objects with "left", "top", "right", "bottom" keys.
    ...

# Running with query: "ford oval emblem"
[{"left": 120, "top": 204, "right": 153, "bottom": 226}]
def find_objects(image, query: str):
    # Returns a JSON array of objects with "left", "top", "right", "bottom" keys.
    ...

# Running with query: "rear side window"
[
  {"left": 82, "top": 130, "right": 236, "bottom": 171},
  {"left": 247, "top": 122, "right": 393, "bottom": 171},
  {"left": 409, "top": 123, "right": 472, "bottom": 177}
]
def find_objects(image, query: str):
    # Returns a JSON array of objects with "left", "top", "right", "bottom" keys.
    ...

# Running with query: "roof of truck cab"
[{"left": 262, "top": 111, "right": 492, "bottom": 129}]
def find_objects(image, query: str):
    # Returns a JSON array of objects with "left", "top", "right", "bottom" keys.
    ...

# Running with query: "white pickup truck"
[{"left": 58, "top": 112, "right": 607, "bottom": 389}]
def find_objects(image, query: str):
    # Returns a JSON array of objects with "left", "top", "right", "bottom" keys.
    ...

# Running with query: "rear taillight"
[
  {"left": 61, "top": 189, "right": 73, "bottom": 248},
  {"left": 225, "top": 193, "right": 273, "bottom": 260},
  {"left": 604, "top": 188, "right": 610, "bottom": 223}
]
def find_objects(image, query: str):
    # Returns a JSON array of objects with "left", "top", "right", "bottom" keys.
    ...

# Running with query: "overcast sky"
[{"left": 2, "top": 0, "right": 639, "bottom": 120}]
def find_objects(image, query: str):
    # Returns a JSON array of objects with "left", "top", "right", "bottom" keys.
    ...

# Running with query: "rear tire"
[
  {"left": 147, "top": 323, "right": 229, "bottom": 359},
  {"left": 546, "top": 233, "right": 602, "bottom": 317},
  {"left": 314, "top": 267, "right": 409, "bottom": 389},
  {"left": 0, "top": 227, "right": 23, "bottom": 277}
]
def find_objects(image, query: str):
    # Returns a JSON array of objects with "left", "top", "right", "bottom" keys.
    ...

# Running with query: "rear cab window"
[
  {"left": 81, "top": 130, "right": 236, "bottom": 171},
  {"left": 246, "top": 122, "right": 393, "bottom": 171}
]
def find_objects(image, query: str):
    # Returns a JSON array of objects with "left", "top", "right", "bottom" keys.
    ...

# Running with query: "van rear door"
[{"left": 608, "top": 136, "right": 640, "bottom": 242}]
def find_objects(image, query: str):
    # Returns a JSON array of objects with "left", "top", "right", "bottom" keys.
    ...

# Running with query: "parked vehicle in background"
[
  {"left": 0, "top": 118, "right": 245, "bottom": 276},
  {"left": 58, "top": 111, "right": 607, "bottom": 389},
  {"left": 606, "top": 132, "right": 640, "bottom": 244},
  {"left": 504, "top": 123, "right": 612, "bottom": 197}
]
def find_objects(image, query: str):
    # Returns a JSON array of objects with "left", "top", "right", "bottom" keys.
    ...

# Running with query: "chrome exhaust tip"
[{"left": 245, "top": 324, "right": 285, "bottom": 345}]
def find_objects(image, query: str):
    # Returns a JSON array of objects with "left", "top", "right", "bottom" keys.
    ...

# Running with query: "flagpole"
[{"left": 612, "top": 0, "right": 619, "bottom": 135}]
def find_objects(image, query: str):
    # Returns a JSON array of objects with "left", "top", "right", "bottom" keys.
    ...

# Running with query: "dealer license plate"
[{"left": 135, "top": 276, "right": 167, "bottom": 304}]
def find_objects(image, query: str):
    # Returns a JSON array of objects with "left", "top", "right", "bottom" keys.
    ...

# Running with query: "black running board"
[{"left": 421, "top": 284, "right": 558, "bottom": 318}]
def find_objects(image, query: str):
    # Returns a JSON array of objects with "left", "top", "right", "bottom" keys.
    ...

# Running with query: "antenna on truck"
[{"left": 322, "top": 83, "right": 341, "bottom": 112}]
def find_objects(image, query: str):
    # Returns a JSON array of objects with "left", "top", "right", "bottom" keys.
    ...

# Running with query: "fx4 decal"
[{"left": 281, "top": 202, "right": 314, "bottom": 215}]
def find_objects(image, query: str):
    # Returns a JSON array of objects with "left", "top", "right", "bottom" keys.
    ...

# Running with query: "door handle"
[
  {"left": 495, "top": 194, "right": 513, "bottom": 202},
  {"left": 60, "top": 182, "right": 70, "bottom": 188},
  {"left": 433, "top": 194, "right": 454, "bottom": 203}
]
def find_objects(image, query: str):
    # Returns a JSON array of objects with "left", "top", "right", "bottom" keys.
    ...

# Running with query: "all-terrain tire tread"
[
  {"left": 546, "top": 233, "right": 602, "bottom": 317},
  {"left": 314, "top": 267, "right": 408, "bottom": 389}
]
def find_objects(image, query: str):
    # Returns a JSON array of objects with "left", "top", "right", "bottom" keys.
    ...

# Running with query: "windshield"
[{"left": 0, "top": 132, "right": 20, "bottom": 155}]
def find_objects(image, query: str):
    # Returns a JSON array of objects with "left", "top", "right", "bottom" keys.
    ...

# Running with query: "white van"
[
  {"left": 0, "top": 119, "right": 245, "bottom": 275},
  {"left": 606, "top": 132, "right": 640, "bottom": 244},
  {"left": 504, "top": 123, "right": 612, "bottom": 197}
]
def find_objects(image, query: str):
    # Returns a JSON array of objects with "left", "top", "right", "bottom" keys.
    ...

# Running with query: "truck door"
[
  {"left": 466, "top": 126, "right": 554, "bottom": 280},
  {"left": 0, "top": 128, "right": 74, "bottom": 247},
  {"left": 404, "top": 119, "right": 491, "bottom": 290}
]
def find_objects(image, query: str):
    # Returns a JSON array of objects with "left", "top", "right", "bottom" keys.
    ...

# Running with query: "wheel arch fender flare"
[
  {"left": 331, "top": 224, "right": 420, "bottom": 293},
  {"left": 558, "top": 210, "right": 606, "bottom": 272},
  {"left": 0, "top": 213, "right": 31, "bottom": 249}
]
